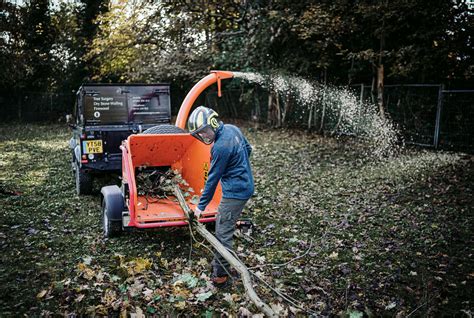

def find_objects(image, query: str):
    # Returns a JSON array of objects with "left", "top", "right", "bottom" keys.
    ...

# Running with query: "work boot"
[
  {"left": 211, "top": 262, "right": 233, "bottom": 287},
  {"left": 211, "top": 275, "right": 229, "bottom": 287},
  {"left": 211, "top": 264, "right": 239, "bottom": 280}
]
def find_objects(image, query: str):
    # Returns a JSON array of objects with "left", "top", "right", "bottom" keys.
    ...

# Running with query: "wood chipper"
[
  {"left": 100, "top": 71, "right": 234, "bottom": 237},
  {"left": 100, "top": 70, "right": 277, "bottom": 317}
]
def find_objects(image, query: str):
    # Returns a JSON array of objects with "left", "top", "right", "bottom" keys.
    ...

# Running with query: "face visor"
[{"left": 191, "top": 125, "right": 216, "bottom": 145}]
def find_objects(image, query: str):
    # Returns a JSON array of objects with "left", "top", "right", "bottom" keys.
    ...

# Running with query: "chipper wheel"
[{"left": 101, "top": 185, "right": 125, "bottom": 238}]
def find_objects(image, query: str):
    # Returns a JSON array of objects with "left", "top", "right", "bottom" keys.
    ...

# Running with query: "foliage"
[
  {"left": 81, "top": 0, "right": 473, "bottom": 88},
  {"left": 1, "top": 0, "right": 472, "bottom": 120},
  {"left": 87, "top": 1, "right": 217, "bottom": 83},
  {"left": 0, "top": 0, "right": 107, "bottom": 94},
  {"left": 0, "top": 124, "right": 472, "bottom": 316},
  {"left": 0, "top": 1, "right": 26, "bottom": 91},
  {"left": 347, "top": 0, "right": 473, "bottom": 83}
]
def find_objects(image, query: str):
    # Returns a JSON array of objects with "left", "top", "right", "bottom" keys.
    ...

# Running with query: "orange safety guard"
[{"left": 122, "top": 133, "right": 222, "bottom": 228}]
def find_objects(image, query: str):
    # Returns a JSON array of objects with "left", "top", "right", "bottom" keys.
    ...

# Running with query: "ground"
[{"left": 0, "top": 124, "right": 472, "bottom": 317}]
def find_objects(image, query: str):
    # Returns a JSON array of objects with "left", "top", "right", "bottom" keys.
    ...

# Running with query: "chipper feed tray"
[{"left": 121, "top": 132, "right": 221, "bottom": 228}]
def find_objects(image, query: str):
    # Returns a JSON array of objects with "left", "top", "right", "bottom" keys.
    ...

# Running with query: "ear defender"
[{"left": 209, "top": 115, "right": 219, "bottom": 130}]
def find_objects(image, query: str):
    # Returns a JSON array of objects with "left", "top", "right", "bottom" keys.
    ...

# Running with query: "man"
[{"left": 188, "top": 106, "right": 254, "bottom": 286}]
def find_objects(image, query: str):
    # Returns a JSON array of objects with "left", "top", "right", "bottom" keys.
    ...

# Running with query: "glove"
[{"left": 194, "top": 207, "right": 203, "bottom": 219}]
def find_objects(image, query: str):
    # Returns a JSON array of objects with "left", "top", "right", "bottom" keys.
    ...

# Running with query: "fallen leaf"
[
  {"left": 83, "top": 256, "right": 93, "bottom": 265},
  {"left": 130, "top": 258, "right": 152, "bottom": 275},
  {"left": 130, "top": 307, "right": 145, "bottom": 318},
  {"left": 173, "top": 273, "right": 198, "bottom": 288},
  {"left": 197, "top": 258, "right": 208, "bottom": 267},
  {"left": 75, "top": 294, "right": 85, "bottom": 303},
  {"left": 77, "top": 262, "right": 95, "bottom": 280},
  {"left": 348, "top": 309, "right": 364, "bottom": 318},
  {"left": 174, "top": 301, "right": 186, "bottom": 310},
  {"left": 196, "top": 291, "right": 213, "bottom": 302},
  {"left": 36, "top": 290, "right": 48, "bottom": 299},
  {"left": 270, "top": 302, "right": 288, "bottom": 316},
  {"left": 239, "top": 307, "right": 253, "bottom": 316},
  {"left": 129, "top": 280, "right": 145, "bottom": 297},
  {"left": 385, "top": 302, "right": 396, "bottom": 310}
]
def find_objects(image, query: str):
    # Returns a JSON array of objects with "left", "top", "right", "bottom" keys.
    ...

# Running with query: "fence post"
[{"left": 433, "top": 84, "right": 444, "bottom": 149}]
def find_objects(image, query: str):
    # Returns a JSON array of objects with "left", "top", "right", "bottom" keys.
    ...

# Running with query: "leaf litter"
[{"left": 0, "top": 124, "right": 472, "bottom": 316}]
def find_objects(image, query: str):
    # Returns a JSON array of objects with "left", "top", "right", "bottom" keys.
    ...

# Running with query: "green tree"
[
  {"left": 87, "top": 1, "right": 249, "bottom": 83},
  {"left": 22, "top": 0, "right": 56, "bottom": 91},
  {"left": 0, "top": 1, "right": 26, "bottom": 93}
]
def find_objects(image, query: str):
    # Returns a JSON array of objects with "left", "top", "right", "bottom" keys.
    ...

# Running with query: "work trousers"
[{"left": 212, "top": 197, "right": 248, "bottom": 277}]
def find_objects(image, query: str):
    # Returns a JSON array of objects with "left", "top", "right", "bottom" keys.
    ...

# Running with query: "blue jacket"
[{"left": 198, "top": 124, "right": 254, "bottom": 211}]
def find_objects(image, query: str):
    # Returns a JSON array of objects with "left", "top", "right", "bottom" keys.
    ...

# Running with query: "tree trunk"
[
  {"left": 319, "top": 95, "right": 326, "bottom": 133},
  {"left": 267, "top": 92, "right": 273, "bottom": 126},
  {"left": 370, "top": 70, "right": 376, "bottom": 104},
  {"left": 267, "top": 90, "right": 280, "bottom": 127},
  {"left": 275, "top": 91, "right": 281, "bottom": 128},
  {"left": 331, "top": 102, "right": 344, "bottom": 135},
  {"left": 252, "top": 88, "right": 261, "bottom": 130},
  {"left": 281, "top": 94, "right": 290, "bottom": 126},
  {"left": 348, "top": 57, "right": 354, "bottom": 85},
  {"left": 377, "top": 64, "right": 385, "bottom": 118},
  {"left": 307, "top": 105, "right": 313, "bottom": 131}
]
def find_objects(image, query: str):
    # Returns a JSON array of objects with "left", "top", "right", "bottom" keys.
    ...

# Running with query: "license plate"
[{"left": 83, "top": 140, "right": 103, "bottom": 154}]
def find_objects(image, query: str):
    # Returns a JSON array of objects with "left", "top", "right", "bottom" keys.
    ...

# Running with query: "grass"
[{"left": 0, "top": 123, "right": 472, "bottom": 316}]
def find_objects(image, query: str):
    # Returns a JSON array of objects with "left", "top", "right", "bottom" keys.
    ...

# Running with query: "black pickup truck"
[{"left": 68, "top": 84, "right": 171, "bottom": 195}]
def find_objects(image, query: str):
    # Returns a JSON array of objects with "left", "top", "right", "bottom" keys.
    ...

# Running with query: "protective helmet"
[{"left": 188, "top": 106, "right": 221, "bottom": 144}]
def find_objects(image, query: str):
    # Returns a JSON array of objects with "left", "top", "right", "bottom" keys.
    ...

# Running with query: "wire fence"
[
  {"left": 352, "top": 84, "right": 474, "bottom": 150},
  {"left": 355, "top": 84, "right": 441, "bottom": 146},
  {"left": 439, "top": 90, "right": 474, "bottom": 150},
  {"left": 0, "top": 84, "right": 472, "bottom": 152}
]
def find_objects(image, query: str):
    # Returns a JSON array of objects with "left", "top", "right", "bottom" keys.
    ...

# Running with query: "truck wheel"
[
  {"left": 102, "top": 200, "right": 122, "bottom": 238},
  {"left": 75, "top": 163, "right": 93, "bottom": 195},
  {"left": 142, "top": 124, "right": 185, "bottom": 134}
]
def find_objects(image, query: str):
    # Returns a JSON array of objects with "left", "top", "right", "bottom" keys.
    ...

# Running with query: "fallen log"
[{"left": 173, "top": 185, "right": 276, "bottom": 318}]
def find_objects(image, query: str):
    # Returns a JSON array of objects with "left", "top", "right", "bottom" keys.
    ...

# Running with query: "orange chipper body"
[{"left": 121, "top": 71, "right": 234, "bottom": 228}]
